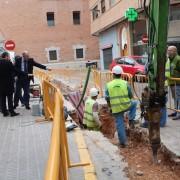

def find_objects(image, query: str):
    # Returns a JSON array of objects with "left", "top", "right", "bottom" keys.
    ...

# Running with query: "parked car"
[{"left": 109, "top": 56, "right": 148, "bottom": 76}]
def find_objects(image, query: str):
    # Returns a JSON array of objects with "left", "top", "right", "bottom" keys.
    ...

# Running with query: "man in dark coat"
[
  {"left": 0, "top": 52, "right": 19, "bottom": 116},
  {"left": 14, "top": 51, "right": 50, "bottom": 109},
  {"left": 0, "top": 53, "right": 2, "bottom": 113}
]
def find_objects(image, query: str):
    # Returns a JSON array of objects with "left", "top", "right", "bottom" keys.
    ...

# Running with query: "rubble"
[{"left": 136, "top": 170, "right": 144, "bottom": 176}]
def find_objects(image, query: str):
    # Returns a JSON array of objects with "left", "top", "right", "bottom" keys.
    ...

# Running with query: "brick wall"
[{"left": 0, "top": 0, "right": 99, "bottom": 63}]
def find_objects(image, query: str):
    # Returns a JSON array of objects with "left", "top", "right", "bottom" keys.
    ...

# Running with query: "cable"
[{"left": 76, "top": 66, "right": 91, "bottom": 109}]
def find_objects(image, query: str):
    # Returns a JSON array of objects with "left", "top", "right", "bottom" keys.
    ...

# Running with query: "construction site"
[
  {"left": 0, "top": 0, "right": 180, "bottom": 180},
  {"left": 0, "top": 66, "right": 180, "bottom": 179}
]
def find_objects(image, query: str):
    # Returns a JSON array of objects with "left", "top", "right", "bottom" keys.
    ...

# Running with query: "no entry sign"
[{"left": 4, "top": 40, "right": 16, "bottom": 51}]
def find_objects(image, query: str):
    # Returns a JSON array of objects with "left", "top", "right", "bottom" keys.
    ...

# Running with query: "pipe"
[{"left": 76, "top": 66, "right": 91, "bottom": 109}]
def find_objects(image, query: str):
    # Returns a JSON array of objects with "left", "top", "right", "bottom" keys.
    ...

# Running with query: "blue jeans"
[
  {"left": 113, "top": 100, "right": 137, "bottom": 144},
  {"left": 143, "top": 107, "right": 167, "bottom": 127},
  {"left": 175, "top": 85, "right": 180, "bottom": 116},
  {"left": 128, "top": 100, "right": 138, "bottom": 120}
]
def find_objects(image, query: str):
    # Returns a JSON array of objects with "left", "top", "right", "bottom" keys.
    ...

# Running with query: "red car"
[{"left": 109, "top": 56, "right": 148, "bottom": 76}]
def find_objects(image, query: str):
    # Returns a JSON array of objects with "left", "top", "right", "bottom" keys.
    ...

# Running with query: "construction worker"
[
  {"left": 83, "top": 87, "right": 101, "bottom": 130},
  {"left": 165, "top": 58, "right": 170, "bottom": 88},
  {"left": 105, "top": 65, "right": 137, "bottom": 147},
  {"left": 167, "top": 46, "right": 180, "bottom": 120}
]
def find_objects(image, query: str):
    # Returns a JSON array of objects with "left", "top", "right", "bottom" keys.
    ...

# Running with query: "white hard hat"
[
  {"left": 90, "top": 87, "right": 99, "bottom": 97},
  {"left": 112, "top": 65, "right": 123, "bottom": 75}
]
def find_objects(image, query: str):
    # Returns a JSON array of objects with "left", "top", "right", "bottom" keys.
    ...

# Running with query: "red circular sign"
[
  {"left": 4, "top": 40, "right": 16, "bottom": 51},
  {"left": 142, "top": 35, "right": 148, "bottom": 44}
]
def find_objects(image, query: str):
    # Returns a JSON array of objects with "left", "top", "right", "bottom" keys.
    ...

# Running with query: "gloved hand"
[{"left": 93, "top": 112, "right": 102, "bottom": 127}]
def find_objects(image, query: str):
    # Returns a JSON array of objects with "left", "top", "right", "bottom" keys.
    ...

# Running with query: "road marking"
[{"left": 75, "top": 129, "right": 97, "bottom": 180}]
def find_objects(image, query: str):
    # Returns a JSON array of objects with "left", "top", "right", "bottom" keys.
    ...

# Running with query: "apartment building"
[
  {"left": 89, "top": 0, "right": 180, "bottom": 69},
  {"left": 0, "top": 0, "right": 99, "bottom": 64}
]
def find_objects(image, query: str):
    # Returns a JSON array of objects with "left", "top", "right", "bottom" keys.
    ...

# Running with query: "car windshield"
[
  {"left": 135, "top": 57, "right": 148, "bottom": 65},
  {"left": 124, "top": 58, "right": 135, "bottom": 65},
  {"left": 115, "top": 58, "right": 123, "bottom": 64}
]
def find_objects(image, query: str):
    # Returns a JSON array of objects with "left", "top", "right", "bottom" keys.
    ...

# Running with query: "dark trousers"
[
  {"left": 1, "top": 92, "right": 14, "bottom": 114},
  {"left": 0, "top": 94, "right": 2, "bottom": 112},
  {"left": 14, "top": 78, "right": 30, "bottom": 107}
]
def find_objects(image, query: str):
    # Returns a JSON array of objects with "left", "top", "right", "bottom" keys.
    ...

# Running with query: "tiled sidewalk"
[{"left": 0, "top": 107, "right": 52, "bottom": 180}]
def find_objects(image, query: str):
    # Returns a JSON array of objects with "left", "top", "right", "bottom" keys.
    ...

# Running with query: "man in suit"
[
  {"left": 0, "top": 53, "right": 2, "bottom": 113},
  {"left": 14, "top": 51, "right": 50, "bottom": 109},
  {"left": 0, "top": 52, "right": 19, "bottom": 116}
]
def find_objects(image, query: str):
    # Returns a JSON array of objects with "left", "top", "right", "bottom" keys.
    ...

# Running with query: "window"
[
  {"left": 109, "top": 0, "right": 116, "bottom": 7},
  {"left": 76, "top": 48, "right": 84, "bottom": 59},
  {"left": 92, "top": 6, "right": 99, "bottom": 20},
  {"left": 49, "top": 50, "right": 57, "bottom": 61},
  {"left": 101, "top": 0, "right": 106, "bottom": 13},
  {"left": 47, "top": 12, "right": 55, "bottom": 26},
  {"left": 45, "top": 47, "right": 60, "bottom": 62},
  {"left": 73, "top": 45, "right": 86, "bottom": 60},
  {"left": 73, "top": 11, "right": 80, "bottom": 25}
]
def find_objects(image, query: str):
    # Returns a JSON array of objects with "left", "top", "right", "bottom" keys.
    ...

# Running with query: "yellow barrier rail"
[
  {"left": 36, "top": 68, "right": 180, "bottom": 113},
  {"left": 34, "top": 69, "right": 53, "bottom": 94},
  {"left": 34, "top": 70, "right": 91, "bottom": 180},
  {"left": 132, "top": 74, "right": 148, "bottom": 100},
  {"left": 92, "top": 70, "right": 133, "bottom": 97},
  {"left": 92, "top": 70, "right": 103, "bottom": 97},
  {"left": 43, "top": 80, "right": 70, "bottom": 179}
]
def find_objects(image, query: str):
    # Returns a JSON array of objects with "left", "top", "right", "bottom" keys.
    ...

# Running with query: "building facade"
[
  {"left": 89, "top": 0, "right": 180, "bottom": 70},
  {"left": 0, "top": 0, "right": 99, "bottom": 64}
]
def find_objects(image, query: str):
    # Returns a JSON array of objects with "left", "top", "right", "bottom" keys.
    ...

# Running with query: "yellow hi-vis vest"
[
  {"left": 165, "top": 59, "right": 170, "bottom": 86},
  {"left": 83, "top": 98, "right": 98, "bottom": 128},
  {"left": 107, "top": 79, "right": 131, "bottom": 113}
]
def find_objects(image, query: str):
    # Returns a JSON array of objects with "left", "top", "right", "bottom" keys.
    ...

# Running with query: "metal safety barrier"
[
  {"left": 92, "top": 70, "right": 103, "bottom": 96},
  {"left": 34, "top": 70, "right": 90, "bottom": 180},
  {"left": 132, "top": 74, "right": 148, "bottom": 100},
  {"left": 131, "top": 75, "right": 180, "bottom": 113},
  {"left": 33, "top": 69, "right": 53, "bottom": 94},
  {"left": 35, "top": 68, "right": 180, "bottom": 114},
  {"left": 92, "top": 70, "right": 133, "bottom": 97}
]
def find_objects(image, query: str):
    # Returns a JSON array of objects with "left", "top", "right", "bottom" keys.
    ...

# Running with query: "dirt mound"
[
  {"left": 121, "top": 139, "right": 180, "bottom": 180},
  {"left": 99, "top": 105, "right": 116, "bottom": 139}
]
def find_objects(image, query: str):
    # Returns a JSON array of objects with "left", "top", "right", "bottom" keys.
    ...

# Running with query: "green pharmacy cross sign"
[{"left": 125, "top": 8, "right": 138, "bottom": 22}]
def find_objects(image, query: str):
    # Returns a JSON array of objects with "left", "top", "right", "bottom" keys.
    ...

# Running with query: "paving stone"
[
  {"left": 0, "top": 106, "right": 52, "bottom": 180},
  {"left": 160, "top": 119, "right": 180, "bottom": 157},
  {"left": 83, "top": 131, "right": 129, "bottom": 180}
]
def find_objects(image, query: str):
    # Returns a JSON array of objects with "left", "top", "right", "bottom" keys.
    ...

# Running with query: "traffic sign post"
[
  {"left": 4, "top": 40, "right": 15, "bottom": 51},
  {"left": 142, "top": 34, "right": 148, "bottom": 43}
]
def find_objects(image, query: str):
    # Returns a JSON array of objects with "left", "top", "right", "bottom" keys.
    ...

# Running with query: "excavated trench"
[
  {"left": 54, "top": 78, "right": 180, "bottom": 180},
  {"left": 100, "top": 106, "right": 180, "bottom": 180},
  {"left": 70, "top": 103, "right": 180, "bottom": 180}
]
